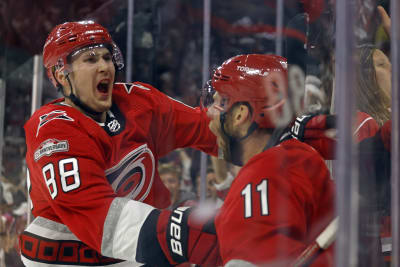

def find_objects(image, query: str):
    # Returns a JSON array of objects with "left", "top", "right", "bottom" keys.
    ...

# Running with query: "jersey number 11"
[{"left": 241, "top": 179, "right": 269, "bottom": 218}]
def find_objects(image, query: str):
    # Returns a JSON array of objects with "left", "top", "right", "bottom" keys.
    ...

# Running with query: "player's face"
[
  {"left": 68, "top": 47, "right": 115, "bottom": 113},
  {"left": 207, "top": 92, "right": 230, "bottom": 153},
  {"left": 373, "top": 49, "right": 392, "bottom": 108}
]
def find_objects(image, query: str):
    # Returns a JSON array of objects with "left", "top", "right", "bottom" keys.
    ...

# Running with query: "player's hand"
[
  {"left": 290, "top": 113, "right": 336, "bottom": 142},
  {"left": 157, "top": 207, "right": 221, "bottom": 266},
  {"left": 377, "top": 5, "right": 391, "bottom": 38},
  {"left": 289, "top": 113, "right": 336, "bottom": 159},
  {"left": 137, "top": 207, "right": 221, "bottom": 267}
]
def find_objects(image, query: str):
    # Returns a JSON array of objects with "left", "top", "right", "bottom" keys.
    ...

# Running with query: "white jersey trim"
[
  {"left": 353, "top": 117, "right": 373, "bottom": 136},
  {"left": 25, "top": 216, "right": 79, "bottom": 241},
  {"left": 225, "top": 259, "right": 257, "bottom": 267},
  {"left": 101, "top": 197, "right": 155, "bottom": 262}
]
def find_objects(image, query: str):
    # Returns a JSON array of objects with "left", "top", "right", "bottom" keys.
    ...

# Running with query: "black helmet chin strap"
[{"left": 64, "top": 73, "right": 103, "bottom": 116}]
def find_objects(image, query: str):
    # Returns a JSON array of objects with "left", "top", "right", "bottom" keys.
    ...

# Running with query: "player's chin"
[
  {"left": 94, "top": 100, "right": 112, "bottom": 113},
  {"left": 209, "top": 121, "right": 221, "bottom": 137}
]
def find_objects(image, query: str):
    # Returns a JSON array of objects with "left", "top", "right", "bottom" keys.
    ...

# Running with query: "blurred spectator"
[
  {"left": 159, "top": 149, "right": 193, "bottom": 192},
  {"left": 0, "top": 138, "right": 27, "bottom": 267},
  {"left": 355, "top": 7, "right": 393, "bottom": 266},
  {"left": 0, "top": 173, "right": 26, "bottom": 267},
  {"left": 355, "top": 45, "right": 391, "bottom": 127},
  {"left": 196, "top": 167, "right": 224, "bottom": 208},
  {"left": 159, "top": 162, "right": 197, "bottom": 210},
  {"left": 304, "top": 75, "right": 327, "bottom": 113}
]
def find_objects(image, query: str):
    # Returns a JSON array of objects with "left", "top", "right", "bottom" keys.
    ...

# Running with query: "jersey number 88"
[{"left": 42, "top": 157, "right": 81, "bottom": 199}]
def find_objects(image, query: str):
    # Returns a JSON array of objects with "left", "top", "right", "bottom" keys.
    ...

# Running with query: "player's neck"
[
  {"left": 241, "top": 131, "right": 271, "bottom": 165},
  {"left": 64, "top": 98, "right": 107, "bottom": 123}
]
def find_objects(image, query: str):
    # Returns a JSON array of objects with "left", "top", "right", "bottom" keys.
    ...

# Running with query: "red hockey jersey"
[
  {"left": 21, "top": 82, "right": 217, "bottom": 266},
  {"left": 215, "top": 138, "right": 335, "bottom": 266}
]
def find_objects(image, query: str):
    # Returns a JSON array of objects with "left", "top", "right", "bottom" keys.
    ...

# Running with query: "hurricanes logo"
[{"left": 106, "top": 144, "right": 155, "bottom": 201}]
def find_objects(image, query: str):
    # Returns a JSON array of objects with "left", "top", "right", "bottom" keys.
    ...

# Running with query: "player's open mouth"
[{"left": 97, "top": 80, "right": 110, "bottom": 93}]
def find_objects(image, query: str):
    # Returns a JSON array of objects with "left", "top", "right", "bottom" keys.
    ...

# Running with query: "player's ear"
[
  {"left": 232, "top": 104, "right": 251, "bottom": 127},
  {"left": 54, "top": 69, "right": 69, "bottom": 92}
]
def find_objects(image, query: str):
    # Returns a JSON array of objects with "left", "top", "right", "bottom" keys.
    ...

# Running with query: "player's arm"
[
  {"left": 211, "top": 156, "right": 234, "bottom": 200},
  {"left": 26, "top": 118, "right": 220, "bottom": 265},
  {"left": 26, "top": 120, "right": 153, "bottom": 262},
  {"left": 150, "top": 85, "right": 218, "bottom": 157},
  {"left": 290, "top": 111, "right": 380, "bottom": 160}
]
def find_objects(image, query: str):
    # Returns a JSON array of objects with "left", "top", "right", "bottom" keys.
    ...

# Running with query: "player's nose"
[
  {"left": 206, "top": 105, "right": 220, "bottom": 120},
  {"left": 97, "top": 58, "right": 112, "bottom": 72}
]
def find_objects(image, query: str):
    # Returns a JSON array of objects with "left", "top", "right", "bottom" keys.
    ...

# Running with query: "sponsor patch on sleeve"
[{"left": 34, "top": 139, "right": 69, "bottom": 161}]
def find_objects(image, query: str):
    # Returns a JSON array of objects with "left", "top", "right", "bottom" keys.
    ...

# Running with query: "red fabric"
[
  {"left": 301, "top": 0, "right": 325, "bottom": 22},
  {"left": 301, "top": 113, "right": 336, "bottom": 159},
  {"left": 24, "top": 82, "right": 217, "bottom": 254},
  {"left": 216, "top": 188, "right": 229, "bottom": 200},
  {"left": 303, "top": 111, "right": 379, "bottom": 160},
  {"left": 353, "top": 112, "right": 380, "bottom": 142},
  {"left": 380, "top": 120, "right": 392, "bottom": 152},
  {"left": 215, "top": 139, "right": 335, "bottom": 266}
]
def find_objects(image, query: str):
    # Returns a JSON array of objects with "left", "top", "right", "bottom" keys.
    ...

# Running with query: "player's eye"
[
  {"left": 220, "top": 98, "right": 228, "bottom": 108},
  {"left": 84, "top": 56, "right": 97, "bottom": 63},
  {"left": 103, "top": 53, "right": 112, "bottom": 61}
]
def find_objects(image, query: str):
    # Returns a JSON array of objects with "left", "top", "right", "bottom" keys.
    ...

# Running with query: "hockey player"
[
  {"left": 202, "top": 54, "right": 335, "bottom": 266},
  {"left": 20, "top": 20, "right": 221, "bottom": 266}
]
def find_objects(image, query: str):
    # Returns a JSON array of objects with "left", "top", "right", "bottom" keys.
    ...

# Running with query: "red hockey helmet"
[
  {"left": 43, "top": 20, "right": 124, "bottom": 87},
  {"left": 204, "top": 54, "right": 289, "bottom": 129}
]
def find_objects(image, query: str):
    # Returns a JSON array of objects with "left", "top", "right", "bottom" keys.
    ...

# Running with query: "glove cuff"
[{"left": 136, "top": 209, "right": 174, "bottom": 266}]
